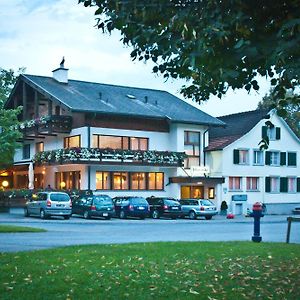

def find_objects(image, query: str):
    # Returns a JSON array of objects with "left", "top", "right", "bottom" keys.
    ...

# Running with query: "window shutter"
[
  {"left": 280, "top": 177, "right": 288, "bottom": 193},
  {"left": 233, "top": 149, "right": 239, "bottom": 164},
  {"left": 276, "top": 127, "right": 281, "bottom": 140},
  {"left": 262, "top": 126, "right": 268, "bottom": 139},
  {"left": 288, "top": 152, "right": 297, "bottom": 166},
  {"left": 265, "top": 151, "right": 271, "bottom": 165},
  {"left": 265, "top": 177, "right": 271, "bottom": 193},
  {"left": 280, "top": 152, "right": 286, "bottom": 166},
  {"left": 297, "top": 178, "right": 300, "bottom": 192}
]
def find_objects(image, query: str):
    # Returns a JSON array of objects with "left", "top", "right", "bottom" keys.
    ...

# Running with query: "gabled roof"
[
  {"left": 206, "top": 109, "right": 269, "bottom": 151},
  {"left": 14, "top": 74, "right": 225, "bottom": 127}
]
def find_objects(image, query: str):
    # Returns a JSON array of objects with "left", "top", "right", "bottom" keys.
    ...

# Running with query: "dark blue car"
[{"left": 113, "top": 196, "right": 149, "bottom": 219}]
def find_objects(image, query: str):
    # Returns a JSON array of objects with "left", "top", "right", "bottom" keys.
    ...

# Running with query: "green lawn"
[
  {"left": 0, "top": 225, "right": 46, "bottom": 233},
  {"left": 0, "top": 242, "right": 299, "bottom": 299}
]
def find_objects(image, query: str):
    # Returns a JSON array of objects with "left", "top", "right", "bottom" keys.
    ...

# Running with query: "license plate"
[
  {"left": 138, "top": 206, "right": 145, "bottom": 210},
  {"left": 103, "top": 213, "right": 108, "bottom": 217},
  {"left": 56, "top": 204, "right": 64, "bottom": 207},
  {"left": 172, "top": 207, "right": 178, "bottom": 210}
]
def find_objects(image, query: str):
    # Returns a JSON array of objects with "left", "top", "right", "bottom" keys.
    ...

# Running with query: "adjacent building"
[{"left": 205, "top": 109, "right": 300, "bottom": 214}]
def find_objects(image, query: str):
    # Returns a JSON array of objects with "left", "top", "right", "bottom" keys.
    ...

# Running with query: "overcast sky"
[{"left": 0, "top": 0, "right": 271, "bottom": 117}]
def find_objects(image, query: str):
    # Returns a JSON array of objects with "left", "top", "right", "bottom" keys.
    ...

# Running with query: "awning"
[{"left": 169, "top": 176, "right": 224, "bottom": 185}]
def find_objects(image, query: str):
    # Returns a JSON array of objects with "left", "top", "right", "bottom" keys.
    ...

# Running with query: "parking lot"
[{"left": 0, "top": 209, "right": 299, "bottom": 252}]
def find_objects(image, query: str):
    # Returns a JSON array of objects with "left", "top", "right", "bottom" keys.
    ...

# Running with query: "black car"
[
  {"left": 113, "top": 196, "right": 149, "bottom": 219},
  {"left": 146, "top": 197, "right": 182, "bottom": 219},
  {"left": 72, "top": 195, "right": 115, "bottom": 219}
]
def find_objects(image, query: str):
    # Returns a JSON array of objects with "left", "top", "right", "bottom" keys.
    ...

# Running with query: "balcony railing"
[
  {"left": 16, "top": 115, "right": 72, "bottom": 135},
  {"left": 33, "top": 148, "right": 187, "bottom": 167}
]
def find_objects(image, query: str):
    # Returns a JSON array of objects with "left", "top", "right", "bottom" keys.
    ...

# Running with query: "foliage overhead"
[
  {"left": 79, "top": 0, "right": 300, "bottom": 110},
  {"left": 258, "top": 88, "right": 300, "bottom": 138},
  {"left": 0, "top": 68, "right": 24, "bottom": 169}
]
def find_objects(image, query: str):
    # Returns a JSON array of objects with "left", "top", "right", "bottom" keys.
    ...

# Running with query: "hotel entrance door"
[{"left": 181, "top": 186, "right": 204, "bottom": 199}]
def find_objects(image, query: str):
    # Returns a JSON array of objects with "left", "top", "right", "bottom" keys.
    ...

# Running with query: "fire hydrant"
[{"left": 250, "top": 202, "right": 264, "bottom": 242}]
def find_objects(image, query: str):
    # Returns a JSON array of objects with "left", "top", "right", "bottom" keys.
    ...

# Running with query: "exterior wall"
[{"left": 207, "top": 114, "right": 300, "bottom": 214}]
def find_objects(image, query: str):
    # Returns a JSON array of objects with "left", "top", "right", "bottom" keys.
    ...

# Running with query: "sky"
[{"left": 0, "top": 0, "right": 271, "bottom": 117}]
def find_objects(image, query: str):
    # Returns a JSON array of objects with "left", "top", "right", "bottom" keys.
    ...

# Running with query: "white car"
[
  {"left": 24, "top": 191, "right": 72, "bottom": 219},
  {"left": 180, "top": 199, "right": 218, "bottom": 220}
]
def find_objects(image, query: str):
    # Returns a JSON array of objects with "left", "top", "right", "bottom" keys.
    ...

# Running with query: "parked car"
[
  {"left": 72, "top": 195, "right": 114, "bottom": 219},
  {"left": 180, "top": 199, "right": 218, "bottom": 220},
  {"left": 146, "top": 197, "right": 182, "bottom": 219},
  {"left": 24, "top": 191, "right": 72, "bottom": 219},
  {"left": 113, "top": 196, "right": 149, "bottom": 219}
]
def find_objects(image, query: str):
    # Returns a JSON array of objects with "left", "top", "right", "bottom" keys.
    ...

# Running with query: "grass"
[
  {"left": 0, "top": 242, "right": 299, "bottom": 299},
  {"left": 0, "top": 225, "right": 46, "bottom": 233}
]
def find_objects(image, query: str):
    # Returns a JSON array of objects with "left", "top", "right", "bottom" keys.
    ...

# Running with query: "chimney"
[{"left": 52, "top": 57, "right": 68, "bottom": 83}]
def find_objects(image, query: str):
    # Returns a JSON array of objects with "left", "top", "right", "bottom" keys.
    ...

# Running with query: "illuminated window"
[
  {"left": 55, "top": 171, "right": 80, "bottom": 190},
  {"left": 208, "top": 187, "right": 215, "bottom": 199},
  {"left": 113, "top": 172, "right": 128, "bottom": 190},
  {"left": 131, "top": 172, "right": 146, "bottom": 190},
  {"left": 96, "top": 172, "right": 111, "bottom": 190},
  {"left": 148, "top": 172, "right": 164, "bottom": 190},
  {"left": 64, "top": 135, "right": 81, "bottom": 148},
  {"left": 35, "top": 142, "right": 44, "bottom": 153}
]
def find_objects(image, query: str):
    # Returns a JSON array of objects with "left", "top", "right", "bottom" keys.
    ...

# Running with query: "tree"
[
  {"left": 79, "top": 0, "right": 300, "bottom": 111},
  {"left": 258, "top": 88, "right": 300, "bottom": 138},
  {"left": 0, "top": 68, "right": 23, "bottom": 169}
]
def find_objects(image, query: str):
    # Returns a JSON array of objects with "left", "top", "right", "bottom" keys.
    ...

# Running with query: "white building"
[
  {"left": 205, "top": 109, "right": 300, "bottom": 214},
  {"left": 4, "top": 64, "right": 225, "bottom": 202}
]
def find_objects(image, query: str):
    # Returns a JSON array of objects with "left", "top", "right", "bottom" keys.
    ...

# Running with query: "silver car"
[
  {"left": 24, "top": 191, "right": 72, "bottom": 219},
  {"left": 180, "top": 199, "right": 218, "bottom": 220}
]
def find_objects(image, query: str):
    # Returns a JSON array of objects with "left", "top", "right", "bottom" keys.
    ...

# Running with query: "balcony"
[
  {"left": 16, "top": 115, "right": 72, "bottom": 136},
  {"left": 33, "top": 148, "right": 187, "bottom": 167}
]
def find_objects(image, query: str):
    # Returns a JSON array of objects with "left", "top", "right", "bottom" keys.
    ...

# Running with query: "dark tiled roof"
[
  {"left": 206, "top": 109, "right": 269, "bottom": 151},
  {"left": 22, "top": 74, "right": 224, "bottom": 127}
]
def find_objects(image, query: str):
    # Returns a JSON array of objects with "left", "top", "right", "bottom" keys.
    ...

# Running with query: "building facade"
[
  {"left": 205, "top": 109, "right": 300, "bottom": 214},
  {"left": 4, "top": 64, "right": 225, "bottom": 203}
]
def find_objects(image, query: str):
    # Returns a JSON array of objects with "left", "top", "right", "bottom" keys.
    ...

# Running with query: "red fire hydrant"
[{"left": 250, "top": 202, "right": 264, "bottom": 242}]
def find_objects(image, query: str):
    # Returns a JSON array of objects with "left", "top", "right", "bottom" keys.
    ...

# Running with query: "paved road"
[{"left": 0, "top": 209, "right": 299, "bottom": 252}]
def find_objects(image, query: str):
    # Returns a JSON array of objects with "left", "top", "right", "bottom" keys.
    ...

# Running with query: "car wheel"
[
  {"left": 64, "top": 216, "right": 70, "bottom": 220},
  {"left": 205, "top": 216, "right": 212, "bottom": 220},
  {"left": 189, "top": 211, "right": 196, "bottom": 220},
  {"left": 152, "top": 210, "right": 160, "bottom": 219},
  {"left": 120, "top": 211, "right": 126, "bottom": 219},
  {"left": 40, "top": 209, "right": 47, "bottom": 219},
  {"left": 83, "top": 211, "right": 90, "bottom": 219},
  {"left": 105, "top": 216, "right": 111, "bottom": 220},
  {"left": 24, "top": 208, "right": 30, "bottom": 217}
]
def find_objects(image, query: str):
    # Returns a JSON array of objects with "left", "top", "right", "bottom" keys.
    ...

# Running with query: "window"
[
  {"left": 233, "top": 149, "right": 249, "bottom": 165},
  {"left": 148, "top": 172, "right": 164, "bottom": 190},
  {"left": 35, "top": 142, "right": 44, "bottom": 153},
  {"left": 262, "top": 126, "right": 281, "bottom": 141},
  {"left": 22, "top": 144, "right": 30, "bottom": 159},
  {"left": 246, "top": 177, "right": 259, "bottom": 191},
  {"left": 265, "top": 177, "right": 280, "bottom": 193},
  {"left": 113, "top": 172, "right": 129, "bottom": 190},
  {"left": 64, "top": 135, "right": 81, "bottom": 148},
  {"left": 208, "top": 187, "right": 215, "bottom": 199},
  {"left": 265, "top": 151, "right": 280, "bottom": 166},
  {"left": 229, "top": 177, "right": 242, "bottom": 191},
  {"left": 92, "top": 134, "right": 148, "bottom": 151},
  {"left": 288, "top": 177, "right": 297, "bottom": 193},
  {"left": 55, "top": 171, "right": 81, "bottom": 190},
  {"left": 131, "top": 173, "right": 146, "bottom": 190},
  {"left": 184, "top": 131, "right": 200, "bottom": 168},
  {"left": 253, "top": 150, "right": 264, "bottom": 165},
  {"left": 287, "top": 152, "right": 297, "bottom": 167},
  {"left": 96, "top": 172, "right": 111, "bottom": 190}
]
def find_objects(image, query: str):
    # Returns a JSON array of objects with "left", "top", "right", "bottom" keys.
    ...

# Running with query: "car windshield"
[
  {"left": 165, "top": 200, "right": 180, "bottom": 206},
  {"left": 93, "top": 196, "right": 113, "bottom": 205},
  {"left": 50, "top": 193, "right": 70, "bottom": 202},
  {"left": 200, "top": 200, "right": 214, "bottom": 206},
  {"left": 130, "top": 198, "right": 148, "bottom": 205}
]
